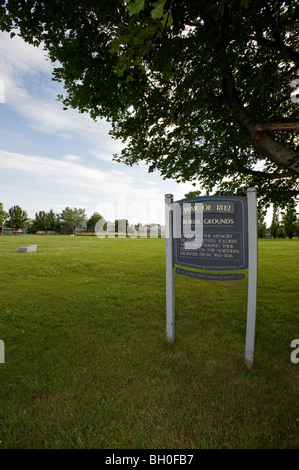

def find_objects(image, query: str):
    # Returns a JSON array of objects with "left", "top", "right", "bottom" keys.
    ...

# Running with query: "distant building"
[
  {"left": 106, "top": 221, "right": 116, "bottom": 233},
  {"left": 2, "top": 226, "right": 17, "bottom": 234}
]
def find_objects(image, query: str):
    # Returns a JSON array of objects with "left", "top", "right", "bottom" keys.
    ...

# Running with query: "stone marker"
[{"left": 19, "top": 245, "right": 37, "bottom": 253}]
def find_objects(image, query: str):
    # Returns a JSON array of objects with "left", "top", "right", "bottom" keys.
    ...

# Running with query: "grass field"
[{"left": 0, "top": 235, "right": 298, "bottom": 449}]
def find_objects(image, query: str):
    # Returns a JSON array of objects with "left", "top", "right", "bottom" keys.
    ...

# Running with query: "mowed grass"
[{"left": 0, "top": 235, "right": 298, "bottom": 449}]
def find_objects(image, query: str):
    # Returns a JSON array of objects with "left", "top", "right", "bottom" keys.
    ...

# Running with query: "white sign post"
[
  {"left": 165, "top": 194, "right": 175, "bottom": 343},
  {"left": 245, "top": 187, "right": 258, "bottom": 367}
]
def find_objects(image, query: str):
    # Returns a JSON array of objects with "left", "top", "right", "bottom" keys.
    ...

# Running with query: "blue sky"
[{"left": 0, "top": 32, "right": 196, "bottom": 226}]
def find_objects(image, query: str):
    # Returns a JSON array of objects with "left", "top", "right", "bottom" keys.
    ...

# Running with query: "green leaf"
[
  {"left": 161, "top": 11, "right": 173, "bottom": 28},
  {"left": 127, "top": 0, "right": 145, "bottom": 17},
  {"left": 110, "top": 38, "right": 122, "bottom": 53},
  {"left": 151, "top": 0, "right": 166, "bottom": 20}
]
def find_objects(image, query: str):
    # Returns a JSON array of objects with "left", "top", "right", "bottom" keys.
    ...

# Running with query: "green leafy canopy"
[{"left": 1, "top": 0, "right": 298, "bottom": 206}]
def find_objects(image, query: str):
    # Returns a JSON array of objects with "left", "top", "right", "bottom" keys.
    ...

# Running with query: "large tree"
[
  {"left": 31, "top": 209, "right": 61, "bottom": 232},
  {"left": 87, "top": 212, "right": 106, "bottom": 231},
  {"left": 47, "top": 209, "right": 62, "bottom": 233},
  {"left": 1, "top": 0, "right": 298, "bottom": 205},
  {"left": 257, "top": 207, "right": 267, "bottom": 238},
  {"left": 282, "top": 202, "right": 297, "bottom": 238},
  {"left": 60, "top": 207, "right": 87, "bottom": 235},
  {"left": 270, "top": 204, "right": 280, "bottom": 239},
  {"left": 0, "top": 202, "right": 7, "bottom": 234},
  {"left": 34, "top": 210, "right": 51, "bottom": 231},
  {"left": 6, "top": 205, "right": 28, "bottom": 230}
]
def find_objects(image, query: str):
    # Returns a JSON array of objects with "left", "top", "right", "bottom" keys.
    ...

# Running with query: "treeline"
[
  {"left": 257, "top": 202, "right": 299, "bottom": 239},
  {"left": 1, "top": 201, "right": 298, "bottom": 238},
  {"left": 0, "top": 204, "right": 160, "bottom": 236},
  {"left": 0, "top": 204, "right": 88, "bottom": 235}
]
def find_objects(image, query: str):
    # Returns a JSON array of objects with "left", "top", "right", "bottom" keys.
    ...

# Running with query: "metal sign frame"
[{"left": 165, "top": 188, "right": 257, "bottom": 368}]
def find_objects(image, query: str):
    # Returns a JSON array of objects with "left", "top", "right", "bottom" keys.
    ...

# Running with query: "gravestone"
[{"left": 19, "top": 245, "right": 37, "bottom": 253}]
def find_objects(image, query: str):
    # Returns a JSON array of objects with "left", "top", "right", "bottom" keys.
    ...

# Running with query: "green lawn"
[{"left": 0, "top": 235, "right": 298, "bottom": 449}]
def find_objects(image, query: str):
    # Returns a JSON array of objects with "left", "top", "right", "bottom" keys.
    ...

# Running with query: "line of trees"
[
  {"left": 0, "top": 203, "right": 160, "bottom": 236},
  {"left": 1, "top": 201, "right": 298, "bottom": 238},
  {"left": 0, "top": 204, "right": 89, "bottom": 235},
  {"left": 257, "top": 202, "right": 299, "bottom": 239}
]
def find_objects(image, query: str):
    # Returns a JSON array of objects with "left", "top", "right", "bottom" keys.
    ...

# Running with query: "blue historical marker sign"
[
  {"left": 166, "top": 190, "right": 257, "bottom": 367},
  {"left": 173, "top": 196, "right": 248, "bottom": 271}
]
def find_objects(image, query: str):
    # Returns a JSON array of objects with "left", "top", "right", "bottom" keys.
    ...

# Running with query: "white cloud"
[
  {"left": 0, "top": 33, "right": 199, "bottom": 224},
  {"left": 61, "top": 154, "right": 82, "bottom": 162},
  {"left": 0, "top": 149, "right": 111, "bottom": 191},
  {"left": 0, "top": 149, "right": 195, "bottom": 223},
  {"left": 0, "top": 32, "right": 117, "bottom": 152},
  {"left": 0, "top": 32, "right": 52, "bottom": 77},
  {"left": 0, "top": 149, "right": 160, "bottom": 200},
  {"left": 89, "top": 149, "right": 115, "bottom": 163}
]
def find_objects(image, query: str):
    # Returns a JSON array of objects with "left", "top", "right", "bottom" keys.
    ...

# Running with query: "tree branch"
[
  {"left": 252, "top": 122, "right": 299, "bottom": 132},
  {"left": 248, "top": 169, "right": 296, "bottom": 180},
  {"left": 222, "top": 72, "right": 299, "bottom": 175}
]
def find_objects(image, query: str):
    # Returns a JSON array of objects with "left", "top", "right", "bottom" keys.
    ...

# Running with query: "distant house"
[
  {"left": 2, "top": 226, "right": 15, "bottom": 234},
  {"left": 22, "top": 219, "right": 35, "bottom": 234},
  {"left": 75, "top": 219, "right": 89, "bottom": 234},
  {"left": 134, "top": 224, "right": 148, "bottom": 233},
  {"left": 1, "top": 218, "right": 35, "bottom": 234},
  {"left": 147, "top": 225, "right": 162, "bottom": 234}
]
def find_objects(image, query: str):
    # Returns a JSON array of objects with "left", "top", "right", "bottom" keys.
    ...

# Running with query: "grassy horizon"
[{"left": 0, "top": 235, "right": 298, "bottom": 449}]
